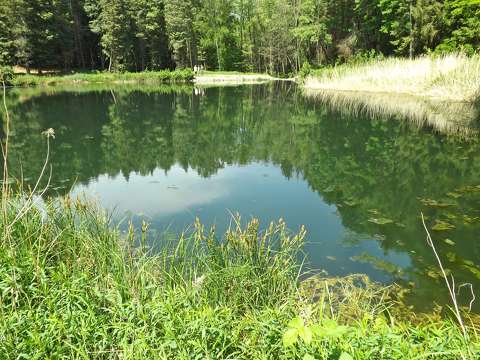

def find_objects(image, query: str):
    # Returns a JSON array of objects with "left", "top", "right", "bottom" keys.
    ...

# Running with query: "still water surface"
[{"left": 6, "top": 83, "right": 480, "bottom": 310}]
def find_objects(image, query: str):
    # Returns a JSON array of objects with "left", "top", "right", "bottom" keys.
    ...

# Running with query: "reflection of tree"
[{"left": 5, "top": 83, "right": 480, "bottom": 309}]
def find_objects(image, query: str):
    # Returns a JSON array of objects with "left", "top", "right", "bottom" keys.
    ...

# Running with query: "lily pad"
[
  {"left": 462, "top": 264, "right": 480, "bottom": 279},
  {"left": 446, "top": 192, "right": 462, "bottom": 199},
  {"left": 431, "top": 220, "right": 455, "bottom": 231},
  {"left": 446, "top": 252, "right": 456, "bottom": 262},
  {"left": 419, "top": 198, "right": 456, "bottom": 208},
  {"left": 368, "top": 217, "right": 394, "bottom": 225},
  {"left": 444, "top": 238, "right": 455, "bottom": 246}
]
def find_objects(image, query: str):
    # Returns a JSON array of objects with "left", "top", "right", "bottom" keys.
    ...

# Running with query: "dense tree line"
[{"left": 0, "top": 0, "right": 479, "bottom": 73}]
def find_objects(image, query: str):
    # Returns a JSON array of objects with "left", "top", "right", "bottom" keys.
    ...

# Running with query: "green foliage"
[
  {"left": 0, "top": 66, "right": 14, "bottom": 85},
  {"left": 10, "top": 69, "right": 194, "bottom": 86},
  {"left": 436, "top": 0, "right": 480, "bottom": 55},
  {"left": 0, "top": 0, "right": 478, "bottom": 73},
  {"left": 0, "top": 193, "right": 477, "bottom": 358},
  {"left": 299, "top": 61, "right": 312, "bottom": 79}
]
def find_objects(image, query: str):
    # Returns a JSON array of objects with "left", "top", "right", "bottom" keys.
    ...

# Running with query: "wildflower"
[
  {"left": 42, "top": 128, "right": 55, "bottom": 139},
  {"left": 193, "top": 275, "right": 206, "bottom": 289}
]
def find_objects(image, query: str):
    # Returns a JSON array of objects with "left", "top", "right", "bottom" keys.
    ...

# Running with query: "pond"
[{"left": 5, "top": 82, "right": 480, "bottom": 312}]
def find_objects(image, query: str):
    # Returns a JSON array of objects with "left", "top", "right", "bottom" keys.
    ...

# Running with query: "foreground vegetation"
[
  {"left": 1, "top": 191, "right": 478, "bottom": 359},
  {"left": 8, "top": 69, "right": 194, "bottom": 87},
  {"left": 303, "top": 54, "right": 480, "bottom": 103}
]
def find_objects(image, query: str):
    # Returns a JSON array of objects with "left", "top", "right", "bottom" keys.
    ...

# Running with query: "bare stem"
[
  {"left": 421, "top": 213, "right": 471, "bottom": 351},
  {"left": 2, "top": 79, "right": 11, "bottom": 240}
]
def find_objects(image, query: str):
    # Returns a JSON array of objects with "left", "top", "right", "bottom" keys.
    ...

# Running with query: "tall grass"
[
  {"left": 304, "top": 54, "right": 480, "bottom": 102},
  {"left": 0, "top": 194, "right": 478, "bottom": 359},
  {"left": 11, "top": 69, "right": 194, "bottom": 87}
]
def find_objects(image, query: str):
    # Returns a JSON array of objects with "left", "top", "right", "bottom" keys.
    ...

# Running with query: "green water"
[{"left": 5, "top": 83, "right": 480, "bottom": 311}]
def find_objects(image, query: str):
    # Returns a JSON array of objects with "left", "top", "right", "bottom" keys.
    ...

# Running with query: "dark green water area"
[{"left": 4, "top": 82, "right": 480, "bottom": 311}]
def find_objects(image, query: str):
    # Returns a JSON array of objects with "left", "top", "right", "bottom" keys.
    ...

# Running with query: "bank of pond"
[{"left": 1, "top": 195, "right": 478, "bottom": 359}]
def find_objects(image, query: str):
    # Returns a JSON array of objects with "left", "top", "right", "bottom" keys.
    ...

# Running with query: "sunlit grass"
[
  {"left": 1, "top": 193, "right": 478, "bottom": 358},
  {"left": 305, "top": 54, "right": 480, "bottom": 102},
  {"left": 194, "top": 71, "right": 275, "bottom": 83}
]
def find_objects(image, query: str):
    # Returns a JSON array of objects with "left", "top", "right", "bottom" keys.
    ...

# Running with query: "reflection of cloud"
[{"left": 71, "top": 165, "right": 229, "bottom": 217}]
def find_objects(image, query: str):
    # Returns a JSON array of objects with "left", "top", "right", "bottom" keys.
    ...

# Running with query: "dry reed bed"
[{"left": 304, "top": 55, "right": 480, "bottom": 103}]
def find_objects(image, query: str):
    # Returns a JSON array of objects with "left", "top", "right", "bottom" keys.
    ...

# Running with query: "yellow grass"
[{"left": 304, "top": 54, "right": 480, "bottom": 102}]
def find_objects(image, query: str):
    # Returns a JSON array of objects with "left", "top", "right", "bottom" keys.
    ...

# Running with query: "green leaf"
[
  {"left": 298, "top": 326, "right": 313, "bottom": 344},
  {"left": 339, "top": 352, "right": 354, "bottom": 360},
  {"left": 310, "top": 320, "right": 350, "bottom": 339},
  {"left": 303, "top": 355, "right": 316, "bottom": 360},
  {"left": 282, "top": 328, "right": 299, "bottom": 347},
  {"left": 288, "top": 317, "right": 304, "bottom": 329}
]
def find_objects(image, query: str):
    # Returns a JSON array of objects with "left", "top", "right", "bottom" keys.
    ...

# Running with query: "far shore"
[{"left": 7, "top": 69, "right": 297, "bottom": 87}]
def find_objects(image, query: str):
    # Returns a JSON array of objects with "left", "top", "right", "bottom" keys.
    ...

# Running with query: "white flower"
[
  {"left": 42, "top": 128, "right": 55, "bottom": 139},
  {"left": 193, "top": 275, "right": 206, "bottom": 289}
]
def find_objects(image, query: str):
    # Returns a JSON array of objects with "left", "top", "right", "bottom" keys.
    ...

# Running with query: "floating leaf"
[
  {"left": 419, "top": 198, "right": 455, "bottom": 208},
  {"left": 455, "top": 185, "right": 480, "bottom": 194},
  {"left": 463, "top": 215, "right": 479, "bottom": 224},
  {"left": 463, "top": 259, "right": 475, "bottom": 266},
  {"left": 326, "top": 256, "right": 336, "bottom": 261},
  {"left": 444, "top": 238, "right": 455, "bottom": 246},
  {"left": 446, "top": 252, "right": 456, "bottom": 262},
  {"left": 462, "top": 264, "right": 480, "bottom": 280},
  {"left": 431, "top": 220, "right": 455, "bottom": 231},
  {"left": 368, "top": 217, "right": 394, "bottom": 225},
  {"left": 446, "top": 192, "right": 462, "bottom": 199},
  {"left": 351, "top": 253, "right": 403, "bottom": 275}
]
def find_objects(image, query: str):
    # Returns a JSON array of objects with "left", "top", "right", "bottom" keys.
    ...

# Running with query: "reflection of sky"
[
  {"left": 71, "top": 161, "right": 411, "bottom": 282},
  {"left": 72, "top": 165, "right": 230, "bottom": 218}
]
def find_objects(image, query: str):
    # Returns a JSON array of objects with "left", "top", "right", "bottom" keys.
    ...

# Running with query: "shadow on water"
[{"left": 2, "top": 82, "right": 480, "bottom": 312}]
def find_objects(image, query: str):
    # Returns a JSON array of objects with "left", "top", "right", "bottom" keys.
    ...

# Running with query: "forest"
[{"left": 0, "top": 0, "right": 479, "bottom": 74}]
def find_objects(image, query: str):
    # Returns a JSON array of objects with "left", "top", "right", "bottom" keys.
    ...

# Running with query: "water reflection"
[{"left": 4, "top": 83, "right": 480, "bottom": 311}]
